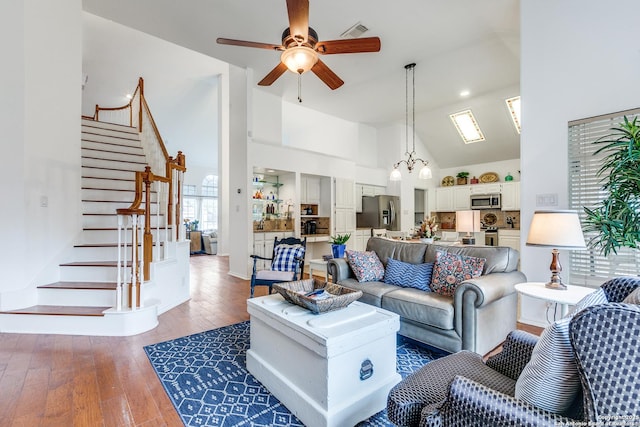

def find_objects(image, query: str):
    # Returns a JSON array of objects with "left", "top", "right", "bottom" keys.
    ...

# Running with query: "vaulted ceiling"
[{"left": 82, "top": 0, "right": 520, "bottom": 168}]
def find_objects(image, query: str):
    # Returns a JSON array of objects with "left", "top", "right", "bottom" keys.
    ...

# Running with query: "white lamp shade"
[
  {"left": 418, "top": 165, "right": 433, "bottom": 179},
  {"left": 526, "top": 210, "right": 586, "bottom": 249},
  {"left": 281, "top": 46, "right": 318, "bottom": 74},
  {"left": 390, "top": 168, "right": 402, "bottom": 181},
  {"left": 456, "top": 210, "right": 481, "bottom": 233}
]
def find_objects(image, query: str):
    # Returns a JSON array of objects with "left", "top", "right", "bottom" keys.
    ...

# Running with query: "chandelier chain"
[{"left": 391, "top": 63, "right": 431, "bottom": 180}]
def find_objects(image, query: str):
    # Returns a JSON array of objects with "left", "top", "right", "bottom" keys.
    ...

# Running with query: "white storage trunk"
[{"left": 246, "top": 294, "right": 401, "bottom": 427}]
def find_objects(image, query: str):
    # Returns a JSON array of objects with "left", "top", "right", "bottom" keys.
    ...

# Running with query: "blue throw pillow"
[{"left": 384, "top": 258, "right": 433, "bottom": 291}]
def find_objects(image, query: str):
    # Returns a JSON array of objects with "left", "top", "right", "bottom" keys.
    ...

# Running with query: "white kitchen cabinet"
[
  {"left": 453, "top": 186, "right": 471, "bottom": 210},
  {"left": 498, "top": 229, "right": 520, "bottom": 251},
  {"left": 301, "top": 176, "right": 321, "bottom": 205},
  {"left": 355, "top": 228, "right": 372, "bottom": 251},
  {"left": 435, "top": 188, "right": 453, "bottom": 212},
  {"left": 469, "top": 183, "right": 502, "bottom": 195},
  {"left": 356, "top": 185, "right": 364, "bottom": 213},
  {"left": 335, "top": 178, "right": 355, "bottom": 209},
  {"left": 501, "top": 182, "right": 520, "bottom": 210}
]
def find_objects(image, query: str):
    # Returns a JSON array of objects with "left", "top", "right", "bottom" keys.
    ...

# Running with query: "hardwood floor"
[
  {"left": 0, "top": 255, "right": 541, "bottom": 426},
  {"left": 0, "top": 255, "right": 269, "bottom": 427}
]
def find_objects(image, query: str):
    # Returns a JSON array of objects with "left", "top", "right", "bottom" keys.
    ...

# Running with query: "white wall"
[
  {"left": 520, "top": 0, "right": 640, "bottom": 325},
  {"left": 226, "top": 65, "right": 249, "bottom": 277},
  {"left": 1, "top": 0, "right": 82, "bottom": 306}
]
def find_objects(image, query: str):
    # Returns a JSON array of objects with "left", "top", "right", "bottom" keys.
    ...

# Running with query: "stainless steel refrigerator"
[{"left": 357, "top": 195, "right": 401, "bottom": 230}]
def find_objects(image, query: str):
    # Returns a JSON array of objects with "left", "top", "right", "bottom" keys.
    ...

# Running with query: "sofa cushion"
[
  {"left": 338, "top": 278, "right": 398, "bottom": 307},
  {"left": 515, "top": 290, "right": 606, "bottom": 415},
  {"left": 366, "top": 237, "right": 426, "bottom": 266},
  {"left": 425, "top": 244, "right": 518, "bottom": 274},
  {"left": 430, "top": 251, "right": 486, "bottom": 297},
  {"left": 345, "top": 250, "right": 385, "bottom": 282},
  {"left": 384, "top": 258, "right": 433, "bottom": 291},
  {"left": 382, "top": 288, "right": 454, "bottom": 330}
]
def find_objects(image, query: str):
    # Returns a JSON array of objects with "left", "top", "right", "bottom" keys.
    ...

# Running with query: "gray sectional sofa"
[{"left": 327, "top": 237, "right": 526, "bottom": 355}]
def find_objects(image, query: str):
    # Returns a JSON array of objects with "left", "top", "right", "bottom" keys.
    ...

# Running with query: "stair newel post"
[
  {"left": 143, "top": 167, "right": 153, "bottom": 281},
  {"left": 116, "top": 214, "right": 123, "bottom": 311}
]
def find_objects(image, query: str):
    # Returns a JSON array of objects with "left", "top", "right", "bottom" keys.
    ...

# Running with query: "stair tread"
[
  {"left": 60, "top": 261, "right": 129, "bottom": 267},
  {"left": 0, "top": 305, "right": 111, "bottom": 316},
  {"left": 82, "top": 176, "right": 135, "bottom": 182},
  {"left": 38, "top": 281, "right": 117, "bottom": 290},
  {"left": 74, "top": 243, "right": 163, "bottom": 248}
]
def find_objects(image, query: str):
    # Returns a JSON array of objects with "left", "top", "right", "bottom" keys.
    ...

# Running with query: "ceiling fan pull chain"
[{"left": 298, "top": 73, "right": 303, "bottom": 103}]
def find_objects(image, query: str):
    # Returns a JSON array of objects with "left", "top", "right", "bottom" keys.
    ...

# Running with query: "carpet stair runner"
[{"left": 0, "top": 119, "right": 163, "bottom": 334}]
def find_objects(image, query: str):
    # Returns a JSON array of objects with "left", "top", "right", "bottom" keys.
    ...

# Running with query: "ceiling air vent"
[{"left": 340, "top": 22, "right": 369, "bottom": 39}]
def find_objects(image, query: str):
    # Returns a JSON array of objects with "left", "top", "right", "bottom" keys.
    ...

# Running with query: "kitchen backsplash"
[{"left": 431, "top": 210, "right": 520, "bottom": 230}]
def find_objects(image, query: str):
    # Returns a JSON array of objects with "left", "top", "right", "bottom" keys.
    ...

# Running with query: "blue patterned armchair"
[{"left": 387, "top": 276, "right": 640, "bottom": 427}]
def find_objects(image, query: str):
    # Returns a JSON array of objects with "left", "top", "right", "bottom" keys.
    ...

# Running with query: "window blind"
[{"left": 568, "top": 108, "right": 640, "bottom": 287}]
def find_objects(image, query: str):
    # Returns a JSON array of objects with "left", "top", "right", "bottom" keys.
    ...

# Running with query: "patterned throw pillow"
[
  {"left": 345, "top": 250, "right": 385, "bottom": 282},
  {"left": 622, "top": 286, "right": 640, "bottom": 304},
  {"left": 271, "top": 244, "right": 305, "bottom": 272},
  {"left": 430, "top": 250, "right": 486, "bottom": 296},
  {"left": 515, "top": 289, "right": 608, "bottom": 415},
  {"left": 384, "top": 258, "right": 433, "bottom": 292}
]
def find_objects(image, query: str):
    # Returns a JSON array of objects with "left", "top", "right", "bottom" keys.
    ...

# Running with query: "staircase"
[{"left": 0, "top": 118, "right": 188, "bottom": 336}]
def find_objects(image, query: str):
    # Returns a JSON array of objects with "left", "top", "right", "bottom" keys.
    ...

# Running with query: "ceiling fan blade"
[
  {"left": 217, "top": 38, "right": 284, "bottom": 51},
  {"left": 286, "top": 0, "right": 309, "bottom": 43},
  {"left": 258, "top": 62, "right": 289, "bottom": 86},
  {"left": 311, "top": 59, "right": 344, "bottom": 90},
  {"left": 315, "top": 37, "right": 381, "bottom": 54}
]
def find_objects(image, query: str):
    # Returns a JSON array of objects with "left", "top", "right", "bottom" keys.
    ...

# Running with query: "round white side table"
[
  {"left": 308, "top": 258, "right": 329, "bottom": 282},
  {"left": 515, "top": 282, "right": 595, "bottom": 317}
]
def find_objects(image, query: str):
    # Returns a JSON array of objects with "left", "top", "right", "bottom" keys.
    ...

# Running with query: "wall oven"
[{"left": 470, "top": 194, "right": 501, "bottom": 210}]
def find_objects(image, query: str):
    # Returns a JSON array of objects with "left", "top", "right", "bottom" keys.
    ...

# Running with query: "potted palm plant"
[
  {"left": 329, "top": 233, "right": 351, "bottom": 258},
  {"left": 583, "top": 116, "right": 640, "bottom": 255},
  {"left": 456, "top": 171, "right": 470, "bottom": 185}
]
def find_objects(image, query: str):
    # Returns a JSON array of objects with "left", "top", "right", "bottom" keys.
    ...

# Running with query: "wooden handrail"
[{"left": 96, "top": 77, "right": 187, "bottom": 289}]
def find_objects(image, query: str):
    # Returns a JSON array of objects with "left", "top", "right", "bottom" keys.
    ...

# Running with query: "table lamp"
[
  {"left": 456, "top": 210, "right": 481, "bottom": 245},
  {"left": 526, "top": 210, "right": 586, "bottom": 290}
]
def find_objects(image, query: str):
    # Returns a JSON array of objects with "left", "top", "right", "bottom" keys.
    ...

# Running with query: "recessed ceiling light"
[
  {"left": 505, "top": 96, "right": 521, "bottom": 134},
  {"left": 125, "top": 93, "right": 133, "bottom": 99},
  {"left": 449, "top": 109, "right": 485, "bottom": 144},
  {"left": 267, "top": 169, "right": 275, "bottom": 173},
  {"left": 460, "top": 90, "right": 470, "bottom": 97}
]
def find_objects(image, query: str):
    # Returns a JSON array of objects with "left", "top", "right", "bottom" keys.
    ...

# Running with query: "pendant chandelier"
[{"left": 390, "top": 63, "right": 432, "bottom": 181}]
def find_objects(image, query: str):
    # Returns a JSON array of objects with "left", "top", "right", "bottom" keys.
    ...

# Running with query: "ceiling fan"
[{"left": 216, "top": 0, "right": 381, "bottom": 91}]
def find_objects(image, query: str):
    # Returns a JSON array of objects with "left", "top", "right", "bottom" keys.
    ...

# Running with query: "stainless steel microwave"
[{"left": 470, "top": 194, "right": 501, "bottom": 210}]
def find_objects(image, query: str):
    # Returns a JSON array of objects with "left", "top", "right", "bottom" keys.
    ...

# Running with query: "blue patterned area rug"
[{"left": 144, "top": 321, "right": 447, "bottom": 427}]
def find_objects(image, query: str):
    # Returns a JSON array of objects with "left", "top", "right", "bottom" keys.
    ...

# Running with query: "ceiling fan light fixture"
[{"left": 281, "top": 46, "right": 318, "bottom": 74}]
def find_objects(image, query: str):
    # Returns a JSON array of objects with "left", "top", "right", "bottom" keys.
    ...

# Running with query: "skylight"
[
  {"left": 505, "top": 96, "right": 521, "bottom": 134},
  {"left": 449, "top": 110, "right": 485, "bottom": 144}
]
